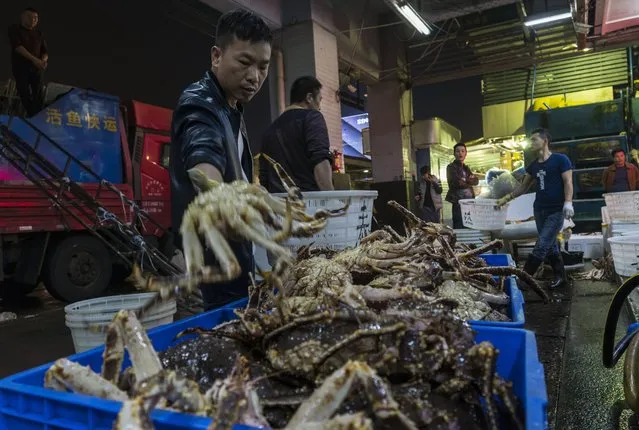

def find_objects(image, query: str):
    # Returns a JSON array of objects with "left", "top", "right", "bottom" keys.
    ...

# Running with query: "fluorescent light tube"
[
  {"left": 393, "top": 2, "right": 431, "bottom": 35},
  {"left": 524, "top": 11, "right": 572, "bottom": 27}
]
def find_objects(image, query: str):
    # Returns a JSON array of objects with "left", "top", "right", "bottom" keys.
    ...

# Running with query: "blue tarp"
[{"left": 0, "top": 88, "right": 123, "bottom": 184}]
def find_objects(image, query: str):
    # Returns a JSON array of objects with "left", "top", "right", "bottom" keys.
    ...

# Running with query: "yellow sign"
[
  {"left": 44, "top": 108, "right": 118, "bottom": 133},
  {"left": 66, "top": 111, "right": 82, "bottom": 128},
  {"left": 45, "top": 108, "right": 62, "bottom": 126}
]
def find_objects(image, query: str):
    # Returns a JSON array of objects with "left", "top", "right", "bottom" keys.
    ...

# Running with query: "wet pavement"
[
  {"left": 0, "top": 280, "right": 136, "bottom": 379},
  {"left": 523, "top": 267, "right": 636, "bottom": 430},
  {"left": 0, "top": 264, "right": 637, "bottom": 429}
]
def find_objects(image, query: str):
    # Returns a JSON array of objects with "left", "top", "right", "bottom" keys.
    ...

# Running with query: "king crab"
[{"left": 127, "top": 153, "right": 349, "bottom": 319}]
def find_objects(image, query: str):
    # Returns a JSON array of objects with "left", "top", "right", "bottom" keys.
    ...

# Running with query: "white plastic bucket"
[
  {"left": 270, "top": 190, "right": 378, "bottom": 258},
  {"left": 603, "top": 191, "right": 639, "bottom": 221},
  {"left": 459, "top": 198, "right": 509, "bottom": 231},
  {"left": 64, "top": 293, "right": 176, "bottom": 353},
  {"left": 608, "top": 235, "right": 639, "bottom": 277}
]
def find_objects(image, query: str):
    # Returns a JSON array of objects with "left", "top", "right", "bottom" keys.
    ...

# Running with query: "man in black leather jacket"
[{"left": 169, "top": 9, "right": 272, "bottom": 310}]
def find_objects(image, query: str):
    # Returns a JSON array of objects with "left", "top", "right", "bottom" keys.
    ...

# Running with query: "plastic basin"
[
  {"left": 64, "top": 293, "right": 177, "bottom": 354},
  {"left": 459, "top": 198, "right": 509, "bottom": 231}
]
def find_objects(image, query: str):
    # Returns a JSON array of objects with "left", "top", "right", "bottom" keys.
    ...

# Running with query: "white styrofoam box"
[
  {"left": 611, "top": 220, "right": 639, "bottom": 237},
  {"left": 500, "top": 221, "right": 538, "bottom": 240},
  {"left": 459, "top": 198, "right": 509, "bottom": 231},
  {"left": 271, "top": 190, "right": 378, "bottom": 255},
  {"left": 566, "top": 234, "right": 604, "bottom": 260},
  {"left": 604, "top": 191, "right": 639, "bottom": 221},
  {"left": 608, "top": 235, "right": 639, "bottom": 277},
  {"left": 603, "top": 223, "right": 612, "bottom": 253},
  {"left": 506, "top": 193, "right": 535, "bottom": 221},
  {"left": 453, "top": 229, "right": 491, "bottom": 245},
  {"left": 601, "top": 206, "right": 611, "bottom": 225},
  {"left": 513, "top": 241, "right": 537, "bottom": 260}
]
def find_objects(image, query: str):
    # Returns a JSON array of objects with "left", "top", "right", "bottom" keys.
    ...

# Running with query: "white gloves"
[{"left": 563, "top": 202, "right": 574, "bottom": 219}]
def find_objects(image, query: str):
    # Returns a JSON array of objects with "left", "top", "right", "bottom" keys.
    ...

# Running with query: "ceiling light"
[
  {"left": 363, "top": 169, "right": 370, "bottom": 173},
  {"left": 389, "top": 1, "right": 431, "bottom": 35},
  {"left": 524, "top": 11, "right": 573, "bottom": 27}
]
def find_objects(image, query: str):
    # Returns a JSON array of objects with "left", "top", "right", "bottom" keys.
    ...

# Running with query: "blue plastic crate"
[
  {"left": 0, "top": 305, "right": 548, "bottom": 430},
  {"left": 480, "top": 253, "right": 516, "bottom": 268},
  {"left": 469, "top": 276, "right": 525, "bottom": 328}
]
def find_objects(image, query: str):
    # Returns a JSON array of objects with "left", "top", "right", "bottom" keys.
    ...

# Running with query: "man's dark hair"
[
  {"left": 215, "top": 9, "right": 272, "bottom": 49},
  {"left": 611, "top": 148, "right": 625, "bottom": 158},
  {"left": 24, "top": 7, "right": 38, "bottom": 13},
  {"left": 290, "top": 76, "right": 322, "bottom": 104},
  {"left": 420, "top": 166, "right": 430, "bottom": 176},
  {"left": 453, "top": 143, "right": 466, "bottom": 151},
  {"left": 530, "top": 128, "right": 552, "bottom": 144}
]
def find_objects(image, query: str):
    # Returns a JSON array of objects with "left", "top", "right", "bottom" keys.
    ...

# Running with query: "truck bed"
[{"left": 0, "top": 182, "right": 134, "bottom": 234}]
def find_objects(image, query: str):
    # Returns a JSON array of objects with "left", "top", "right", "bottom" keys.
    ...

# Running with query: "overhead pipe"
[{"left": 575, "top": 0, "right": 589, "bottom": 50}]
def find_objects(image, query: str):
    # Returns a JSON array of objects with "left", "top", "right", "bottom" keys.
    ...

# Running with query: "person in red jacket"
[{"left": 602, "top": 148, "right": 639, "bottom": 193}]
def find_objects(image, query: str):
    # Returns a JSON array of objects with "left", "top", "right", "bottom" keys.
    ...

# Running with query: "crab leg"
[
  {"left": 102, "top": 317, "right": 126, "bottom": 384},
  {"left": 180, "top": 218, "right": 205, "bottom": 276},
  {"left": 187, "top": 167, "right": 219, "bottom": 193},
  {"left": 464, "top": 266, "right": 549, "bottom": 303},
  {"left": 45, "top": 358, "right": 128, "bottom": 401},
  {"left": 456, "top": 239, "right": 503, "bottom": 259},
  {"left": 285, "top": 360, "right": 417, "bottom": 430},
  {"left": 114, "top": 397, "right": 156, "bottom": 430},
  {"left": 197, "top": 216, "right": 242, "bottom": 280},
  {"left": 112, "top": 310, "right": 163, "bottom": 382},
  {"left": 301, "top": 413, "right": 373, "bottom": 430}
]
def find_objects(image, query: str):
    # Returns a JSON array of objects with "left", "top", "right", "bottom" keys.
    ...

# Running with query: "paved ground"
[
  {"left": 523, "top": 267, "right": 637, "bottom": 430},
  {"left": 0, "top": 266, "right": 637, "bottom": 429},
  {"left": 0, "top": 281, "right": 135, "bottom": 378}
]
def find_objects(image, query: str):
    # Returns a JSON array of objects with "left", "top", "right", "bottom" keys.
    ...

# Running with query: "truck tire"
[{"left": 43, "top": 235, "right": 112, "bottom": 302}]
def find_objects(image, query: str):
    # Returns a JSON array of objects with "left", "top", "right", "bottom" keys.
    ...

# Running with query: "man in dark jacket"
[
  {"left": 445, "top": 143, "right": 478, "bottom": 229},
  {"left": 169, "top": 9, "right": 272, "bottom": 310},
  {"left": 259, "top": 76, "right": 334, "bottom": 192},
  {"left": 8, "top": 7, "right": 48, "bottom": 117}
]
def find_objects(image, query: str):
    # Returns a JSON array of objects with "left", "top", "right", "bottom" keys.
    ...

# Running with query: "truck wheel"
[
  {"left": 0, "top": 281, "right": 38, "bottom": 300},
  {"left": 43, "top": 235, "right": 112, "bottom": 302}
]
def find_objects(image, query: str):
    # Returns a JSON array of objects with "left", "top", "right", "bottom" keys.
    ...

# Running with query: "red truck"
[{"left": 0, "top": 87, "right": 178, "bottom": 302}]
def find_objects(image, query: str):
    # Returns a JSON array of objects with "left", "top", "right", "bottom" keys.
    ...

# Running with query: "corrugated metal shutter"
[
  {"left": 465, "top": 146, "right": 502, "bottom": 175},
  {"left": 482, "top": 49, "right": 629, "bottom": 106}
]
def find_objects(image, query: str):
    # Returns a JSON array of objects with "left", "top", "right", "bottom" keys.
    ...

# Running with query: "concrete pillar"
[
  {"left": 368, "top": 80, "right": 414, "bottom": 182},
  {"left": 366, "top": 20, "right": 416, "bottom": 232},
  {"left": 367, "top": 20, "right": 414, "bottom": 184},
  {"left": 278, "top": 0, "right": 343, "bottom": 168}
]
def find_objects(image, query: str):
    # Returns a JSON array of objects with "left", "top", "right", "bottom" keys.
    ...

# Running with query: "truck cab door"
[{"left": 139, "top": 133, "right": 172, "bottom": 230}]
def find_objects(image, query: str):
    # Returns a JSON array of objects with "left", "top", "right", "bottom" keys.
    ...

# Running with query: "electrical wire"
[
  {"left": 344, "top": 0, "right": 370, "bottom": 77},
  {"left": 339, "top": 20, "right": 405, "bottom": 33},
  {"left": 410, "top": 19, "right": 458, "bottom": 81},
  {"left": 377, "top": 18, "right": 453, "bottom": 81}
]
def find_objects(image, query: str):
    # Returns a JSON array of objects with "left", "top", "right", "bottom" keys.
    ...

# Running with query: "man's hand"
[
  {"left": 415, "top": 195, "right": 421, "bottom": 201},
  {"left": 32, "top": 58, "right": 45, "bottom": 70},
  {"left": 563, "top": 202, "right": 574, "bottom": 219},
  {"left": 495, "top": 193, "right": 512, "bottom": 209}
]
